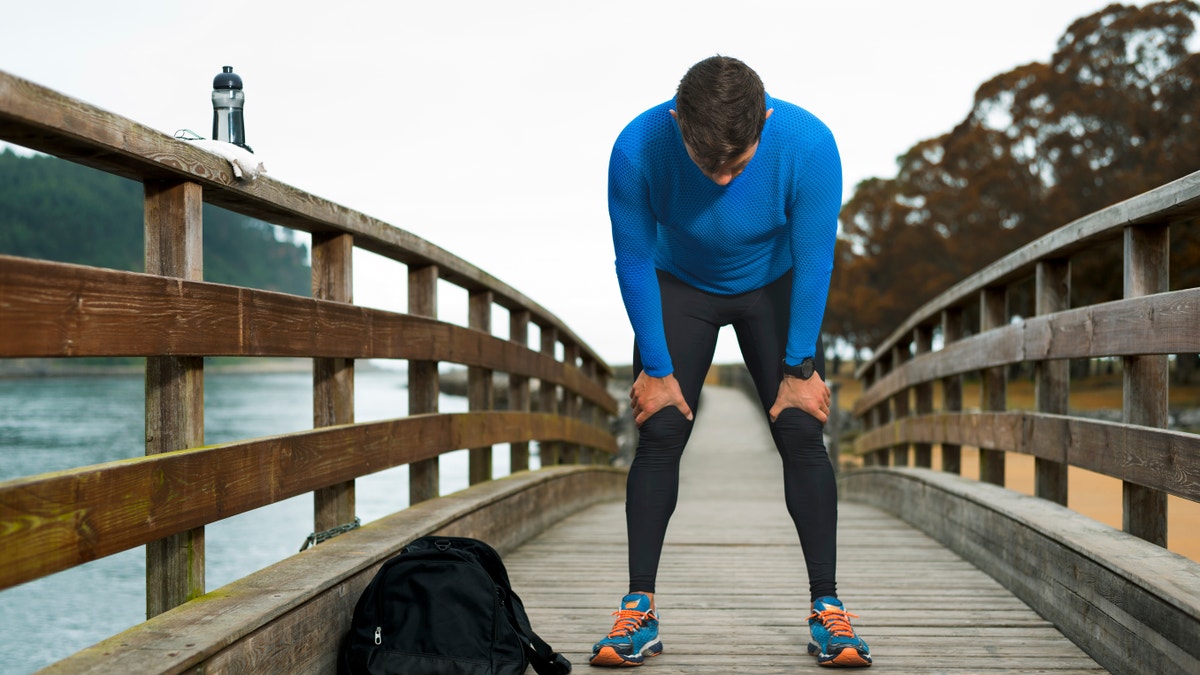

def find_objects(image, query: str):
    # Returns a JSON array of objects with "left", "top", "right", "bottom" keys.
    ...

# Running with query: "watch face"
[
  {"left": 783, "top": 357, "right": 816, "bottom": 379},
  {"left": 801, "top": 358, "right": 815, "bottom": 378}
]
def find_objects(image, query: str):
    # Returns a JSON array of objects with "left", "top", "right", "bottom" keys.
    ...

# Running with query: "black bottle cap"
[{"left": 213, "top": 66, "right": 243, "bottom": 91}]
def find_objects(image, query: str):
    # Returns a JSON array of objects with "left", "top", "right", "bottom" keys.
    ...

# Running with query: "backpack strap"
[
  {"left": 505, "top": 584, "right": 572, "bottom": 675},
  {"left": 433, "top": 537, "right": 572, "bottom": 674}
]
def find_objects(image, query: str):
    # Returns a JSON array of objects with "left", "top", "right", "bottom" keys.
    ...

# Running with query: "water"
[{"left": 0, "top": 368, "right": 534, "bottom": 673}]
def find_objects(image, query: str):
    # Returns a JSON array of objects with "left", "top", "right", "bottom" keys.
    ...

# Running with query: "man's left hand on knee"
[{"left": 769, "top": 374, "right": 831, "bottom": 424}]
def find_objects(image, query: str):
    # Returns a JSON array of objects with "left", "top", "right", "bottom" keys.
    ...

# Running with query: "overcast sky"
[{"left": 1, "top": 0, "right": 1131, "bottom": 367}]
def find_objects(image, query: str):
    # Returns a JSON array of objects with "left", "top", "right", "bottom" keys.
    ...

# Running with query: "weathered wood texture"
[
  {"left": 854, "top": 411, "right": 1200, "bottom": 502},
  {"left": 1122, "top": 224, "right": 1170, "bottom": 546},
  {"left": 843, "top": 467, "right": 1200, "bottom": 675},
  {"left": 1034, "top": 258, "right": 1070, "bottom": 505},
  {"left": 469, "top": 290, "right": 495, "bottom": 484},
  {"left": 912, "top": 324, "right": 934, "bottom": 468},
  {"left": 311, "top": 231, "right": 356, "bottom": 533},
  {"left": 849, "top": 167, "right": 1198, "bottom": 580},
  {"left": 0, "top": 70, "right": 621, "bottom": 628},
  {"left": 0, "top": 412, "right": 616, "bottom": 591},
  {"left": 0, "top": 256, "right": 615, "bottom": 414},
  {"left": 940, "top": 307, "right": 964, "bottom": 474},
  {"left": 507, "top": 387, "right": 1105, "bottom": 674},
  {"left": 509, "top": 310, "right": 533, "bottom": 472},
  {"left": 852, "top": 286, "right": 1200, "bottom": 415},
  {"left": 854, "top": 167, "right": 1200, "bottom": 380},
  {"left": 143, "top": 179, "right": 207, "bottom": 616},
  {"left": 407, "top": 264, "right": 440, "bottom": 504},
  {"left": 979, "top": 286, "right": 1007, "bottom": 486},
  {"left": 0, "top": 69, "right": 608, "bottom": 375},
  {"left": 41, "top": 465, "right": 626, "bottom": 675}
]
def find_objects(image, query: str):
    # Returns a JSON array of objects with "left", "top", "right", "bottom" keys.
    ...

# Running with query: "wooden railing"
[
  {"left": 846, "top": 170, "right": 1200, "bottom": 675},
  {"left": 850, "top": 169, "right": 1200, "bottom": 546},
  {"left": 0, "top": 69, "right": 618, "bottom": 619}
]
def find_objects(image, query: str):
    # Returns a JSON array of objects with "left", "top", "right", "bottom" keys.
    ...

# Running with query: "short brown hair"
[{"left": 674, "top": 55, "right": 767, "bottom": 174}]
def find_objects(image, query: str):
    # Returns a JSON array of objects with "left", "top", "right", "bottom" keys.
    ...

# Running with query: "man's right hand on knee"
[{"left": 629, "top": 372, "right": 693, "bottom": 426}]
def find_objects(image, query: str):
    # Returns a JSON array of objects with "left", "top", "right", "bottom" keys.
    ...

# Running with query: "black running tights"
[{"left": 626, "top": 270, "right": 838, "bottom": 601}]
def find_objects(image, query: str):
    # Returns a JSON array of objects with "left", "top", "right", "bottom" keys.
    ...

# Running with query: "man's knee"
[
  {"left": 770, "top": 408, "right": 828, "bottom": 462},
  {"left": 772, "top": 407, "right": 823, "bottom": 434},
  {"left": 636, "top": 406, "right": 694, "bottom": 453}
]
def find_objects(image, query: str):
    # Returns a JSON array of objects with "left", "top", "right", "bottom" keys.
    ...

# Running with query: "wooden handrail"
[
  {"left": 852, "top": 288, "right": 1200, "bottom": 416},
  {"left": 0, "top": 411, "right": 615, "bottom": 591},
  {"left": 0, "top": 69, "right": 609, "bottom": 373},
  {"left": 0, "top": 67, "right": 620, "bottom": 619},
  {"left": 851, "top": 165, "right": 1200, "bottom": 550},
  {"left": 0, "top": 256, "right": 617, "bottom": 412},
  {"left": 854, "top": 412, "right": 1200, "bottom": 502},
  {"left": 854, "top": 169, "right": 1200, "bottom": 380}
]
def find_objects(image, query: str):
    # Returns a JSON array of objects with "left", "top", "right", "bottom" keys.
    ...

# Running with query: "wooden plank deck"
[{"left": 506, "top": 386, "right": 1107, "bottom": 673}]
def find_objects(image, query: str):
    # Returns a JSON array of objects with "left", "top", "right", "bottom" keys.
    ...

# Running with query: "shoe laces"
[
  {"left": 809, "top": 606, "right": 860, "bottom": 639},
  {"left": 607, "top": 608, "right": 652, "bottom": 638}
]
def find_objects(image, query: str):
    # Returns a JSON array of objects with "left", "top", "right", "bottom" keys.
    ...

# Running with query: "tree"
[
  {"left": 0, "top": 148, "right": 311, "bottom": 296},
  {"left": 833, "top": 0, "right": 1200, "bottom": 354}
]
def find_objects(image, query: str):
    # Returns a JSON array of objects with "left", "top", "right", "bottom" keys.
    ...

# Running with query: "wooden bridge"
[{"left": 1, "top": 69, "right": 1198, "bottom": 675}]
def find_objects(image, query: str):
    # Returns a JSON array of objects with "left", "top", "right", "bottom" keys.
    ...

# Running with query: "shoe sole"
[
  {"left": 809, "top": 644, "right": 872, "bottom": 667},
  {"left": 589, "top": 640, "right": 663, "bottom": 667}
]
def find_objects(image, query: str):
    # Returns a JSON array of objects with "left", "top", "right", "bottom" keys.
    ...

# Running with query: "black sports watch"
[{"left": 782, "top": 357, "right": 816, "bottom": 380}]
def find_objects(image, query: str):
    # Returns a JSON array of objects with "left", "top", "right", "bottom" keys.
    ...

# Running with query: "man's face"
[
  {"left": 671, "top": 108, "right": 772, "bottom": 186},
  {"left": 682, "top": 141, "right": 758, "bottom": 186}
]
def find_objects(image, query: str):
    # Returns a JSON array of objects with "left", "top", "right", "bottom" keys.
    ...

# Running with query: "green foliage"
[
  {"left": 829, "top": 0, "right": 1200, "bottom": 353},
  {"left": 201, "top": 204, "right": 311, "bottom": 295},
  {"left": 0, "top": 147, "right": 310, "bottom": 296},
  {"left": 0, "top": 148, "right": 144, "bottom": 271}
]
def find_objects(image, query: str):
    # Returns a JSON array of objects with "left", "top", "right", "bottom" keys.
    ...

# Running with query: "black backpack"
[{"left": 338, "top": 535, "right": 572, "bottom": 675}]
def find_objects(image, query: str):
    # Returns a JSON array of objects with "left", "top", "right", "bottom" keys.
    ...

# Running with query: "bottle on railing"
[{"left": 211, "top": 66, "right": 252, "bottom": 152}]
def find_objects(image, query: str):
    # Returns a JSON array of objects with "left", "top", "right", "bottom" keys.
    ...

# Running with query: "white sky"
[{"left": 0, "top": 0, "right": 1127, "bottom": 367}]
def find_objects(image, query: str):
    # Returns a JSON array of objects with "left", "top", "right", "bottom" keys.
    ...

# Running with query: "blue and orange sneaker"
[
  {"left": 589, "top": 593, "right": 663, "bottom": 667},
  {"left": 807, "top": 596, "right": 872, "bottom": 667}
]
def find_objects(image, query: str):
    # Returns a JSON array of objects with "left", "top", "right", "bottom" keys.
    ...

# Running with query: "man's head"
[{"left": 671, "top": 55, "right": 771, "bottom": 185}]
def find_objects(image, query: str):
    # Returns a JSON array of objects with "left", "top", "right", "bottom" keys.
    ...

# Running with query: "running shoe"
[
  {"left": 807, "top": 596, "right": 872, "bottom": 667},
  {"left": 589, "top": 593, "right": 663, "bottom": 667}
]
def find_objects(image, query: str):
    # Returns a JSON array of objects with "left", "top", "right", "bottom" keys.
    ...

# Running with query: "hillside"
[{"left": 0, "top": 147, "right": 310, "bottom": 295}]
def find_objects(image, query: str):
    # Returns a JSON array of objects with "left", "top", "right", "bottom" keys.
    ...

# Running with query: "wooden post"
[
  {"left": 468, "top": 290, "right": 494, "bottom": 484},
  {"left": 509, "top": 310, "right": 531, "bottom": 472},
  {"left": 579, "top": 356, "right": 597, "bottom": 465},
  {"left": 312, "top": 233, "right": 355, "bottom": 533},
  {"left": 873, "top": 355, "right": 892, "bottom": 467},
  {"left": 144, "top": 180, "right": 205, "bottom": 618},
  {"left": 861, "top": 368, "right": 878, "bottom": 466},
  {"left": 560, "top": 342, "right": 580, "bottom": 465},
  {"left": 596, "top": 367, "right": 612, "bottom": 465},
  {"left": 890, "top": 344, "right": 910, "bottom": 467},
  {"left": 979, "top": 287, "right": 1007, "bottom": 486},
  {"left": 913, "top": 325, "right": 934, "bottom": 468},
  {"left": 941, "top": 307, "right": 963, "bottom": 474},
  {"left": 1035, "top": 259, "right": 1070, "bottom": 505},
  {"left": 1123, "top": 225, "right": 1169, "bottom": 545},
  {"left": 408, "top": 265, "right": 440, "bottom": 504},
  {"left": 539, "top": 326, "right": 560, "bottom": 466}
]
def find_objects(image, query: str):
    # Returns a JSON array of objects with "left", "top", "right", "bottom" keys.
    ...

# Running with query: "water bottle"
[{"left": 211, "top": 66, "right": 252, "bottom": 152}]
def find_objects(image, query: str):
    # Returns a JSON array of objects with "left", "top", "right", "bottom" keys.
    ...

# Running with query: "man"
[{"left": 590, "top": 55, "right": 872, "bottom": 668}]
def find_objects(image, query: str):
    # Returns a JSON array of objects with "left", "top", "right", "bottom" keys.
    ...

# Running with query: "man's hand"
[
  {"left": 769, "top": 373, "right": 831, "bottom": 424},
  {"left": 629, "top": 371, "right": 693, "bottom": 426}
]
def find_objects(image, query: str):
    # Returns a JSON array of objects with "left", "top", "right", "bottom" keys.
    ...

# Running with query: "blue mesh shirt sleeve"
[
  {"left": 609, "top": 144, "right": 673, "bottom": 377},
  {"left": 785, "top": 122, "right": 841, "bottom": 366}
]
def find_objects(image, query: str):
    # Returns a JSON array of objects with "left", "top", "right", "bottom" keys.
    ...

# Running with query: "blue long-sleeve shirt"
[{"left": 609, "top": 95, "right": 842, "bottom": 377}]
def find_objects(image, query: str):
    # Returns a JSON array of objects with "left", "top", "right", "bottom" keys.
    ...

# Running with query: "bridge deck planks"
[{"left": 505, "top": 386, "right": 1106, "bottom": 673}]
